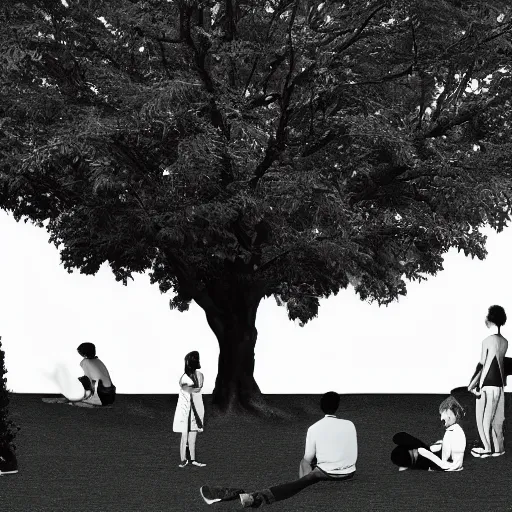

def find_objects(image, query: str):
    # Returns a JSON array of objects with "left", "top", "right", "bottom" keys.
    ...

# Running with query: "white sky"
[{"left": 1, "top": 210, "right": 511, "bottom": 395}]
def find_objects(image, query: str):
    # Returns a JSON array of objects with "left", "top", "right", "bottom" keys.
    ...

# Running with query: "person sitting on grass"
[
  {"left": 391, "top": 395, "right": 466, "bottom": 472},
  {"left": 0, "top": 440, "right": 18, "bottom": 476},
  {"left": 199, "top": 391, "right": 357, "bottom": 508},
  {"left": 44, "top": 343, "right": 117, "bottom": 407},
  {"left": 72, "top": 342, "right": 116, "bottom": 407}
]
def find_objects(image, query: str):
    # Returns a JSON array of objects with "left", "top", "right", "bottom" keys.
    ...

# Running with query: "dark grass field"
[{"left": 2, "top": 393, "right": 512, "bottom": 512}]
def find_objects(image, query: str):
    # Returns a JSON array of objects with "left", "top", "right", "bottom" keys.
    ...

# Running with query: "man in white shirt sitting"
[
  {"left": 199, "top": 391, "right": 357, "bottom": 508},
  {"left": 391, "top": 396, "right": 466, "bottom": 471}
]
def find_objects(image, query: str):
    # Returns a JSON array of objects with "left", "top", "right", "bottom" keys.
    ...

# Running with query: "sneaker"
[
  {"left": 0, "top": 470, "right": 18, "bottom": 476},
  {"left": 492, "top": 451, "right": 505, "bottom": 457},
  {"left": 240, "top": 494, "right": 254, "bottom": 508},
  {"left": 199, "top": 486, "right": 243, "bottom": 504},
  {"left": 398, "top": 466, "right": 409, "bottom": 471},
  {"left": 178, "top": 460, "right": 189, "bottom": 468},
  {"left": 199, "top": 486, "right": 222, "bottom": 505},
  {"left": 471, "top": 449, "right": 492, "bottom": 458},
  {"left": 191, "top": 460, "right": 206, "bottom": 467}
]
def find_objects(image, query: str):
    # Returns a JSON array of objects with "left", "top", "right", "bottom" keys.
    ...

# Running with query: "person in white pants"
[{"left": 468, "top": 305, "right": 508, "bottom": 458}]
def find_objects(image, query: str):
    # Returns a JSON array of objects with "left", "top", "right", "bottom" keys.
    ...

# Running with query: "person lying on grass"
[
  {"left": 391, "top": 396, "right": 466, "bottom": 472},
  {"left": 199, "top": 391, "right": 357, "bottom": 508}
]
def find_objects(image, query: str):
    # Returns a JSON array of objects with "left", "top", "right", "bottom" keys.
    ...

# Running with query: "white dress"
[{"left": 172, "top": 372, "right": 204, "bottom": 433}]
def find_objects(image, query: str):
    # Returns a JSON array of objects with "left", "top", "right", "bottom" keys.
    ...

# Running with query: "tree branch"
[
  {"left": 180, "top": 7, "right": 230, "bottom": 140},
  {"left": 317, "top": 1, "right": 389, "bottom": 52},
  {"left": 425, "top": 87, "right": 512, "bottom": 138},
  {"left": 242, "top": 1, "right": 293, "bottom": 96},
  {"left": 249, "top": 0, "right": 300, "bottom": 189}
]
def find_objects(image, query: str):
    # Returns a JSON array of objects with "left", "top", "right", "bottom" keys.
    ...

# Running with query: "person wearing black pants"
[
  {"left": 199, "top": 392, "right": 357, "bottom": 508},
  {"left": 391, "top": 432, "right": 444, "bottom": 471},
  {"left": 391, "top": 396, "right": 466, "bottom": 472}
]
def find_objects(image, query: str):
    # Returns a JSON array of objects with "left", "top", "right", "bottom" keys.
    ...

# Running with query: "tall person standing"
[
  {"left": 173, "top": 351, "right": 206, "bottom": 468},
  {"left": 468, "top": 305, "right": 508, "bottom": 458}
]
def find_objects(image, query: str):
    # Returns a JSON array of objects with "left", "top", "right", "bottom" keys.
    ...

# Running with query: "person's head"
[
  {"left": 77, "top": 342, "right": 97, "bottom": 359},
  {"left": 320, "top": 391, "right": 340, "bottom": 415},
  {"left": 439, "top": 396, "right": 465, "bottom": 429},
  {"left": 485, "top": 305, "right": 507, "bottom": 331},
  {"left": 184, "top": 351, "right": 201, "bottom": 375}
]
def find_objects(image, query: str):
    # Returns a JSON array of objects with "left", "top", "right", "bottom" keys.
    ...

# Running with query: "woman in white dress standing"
[{"left": 173, "top": 351, "right": 206, "bottom": 468}]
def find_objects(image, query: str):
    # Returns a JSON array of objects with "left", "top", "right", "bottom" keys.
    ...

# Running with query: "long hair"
[{"left": 184, "top": 351, "right": 201, "bottom": 387}]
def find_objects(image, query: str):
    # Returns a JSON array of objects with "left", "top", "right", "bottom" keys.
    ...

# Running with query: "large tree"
[{"left": 1, "top": 0, "right": 512, "bottom": 412}]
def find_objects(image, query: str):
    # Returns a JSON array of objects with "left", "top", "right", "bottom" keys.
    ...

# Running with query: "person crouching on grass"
[
  {"left": 391, "top": 396, "right": 466, "bottom": 471},
  {"left": 199, "top": 391, "right": 357, "bottom": 508}
]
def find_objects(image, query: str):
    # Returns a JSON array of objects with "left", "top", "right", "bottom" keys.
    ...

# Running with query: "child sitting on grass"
[{"left": 391, "top": 395, "right": 466, "bottom": 471}]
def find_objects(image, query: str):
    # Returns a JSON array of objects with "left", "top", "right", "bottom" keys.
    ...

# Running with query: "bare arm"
[
  {"left": 181, "top": 373, "right": 203, "bottom": 393},
  {"left": 300, "top": 429, "right": 316, "bottom": 477},
  {"left": 181, "top": 384, "right": 202, "bottom": 393},
  {"left": 429, "top": 441, "right": 443, "bottom": 452},
  {"left": 468, "top": 339, "right": 488, "bottom": 391},
  {"left": 417, "top": 447, "right": 464, "bottom": 471}
]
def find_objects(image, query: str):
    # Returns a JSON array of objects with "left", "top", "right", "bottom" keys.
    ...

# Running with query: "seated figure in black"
[
  {"left": 0, "top": 440, "right": 18, "bottom": 475},
  {"left": 391, "top": 396, "right": 466, "bottom": 471}
]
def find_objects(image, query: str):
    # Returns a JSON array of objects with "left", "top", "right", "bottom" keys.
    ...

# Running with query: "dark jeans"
[
  {"left": 97, "top": 381, "right": 116, "bottom": 406},
  {"left": 218, "top": 467, "right": 355, "bottom": 506},
  {"left": 269, "top": 467, "right": 355, "bottom": 502},
  {"left": 391, "top": 432, "right": 443, "bottom": 471}
]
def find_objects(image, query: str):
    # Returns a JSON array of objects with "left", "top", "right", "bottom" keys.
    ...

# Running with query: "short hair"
[
  {"left": 439, "top": 396, "right": 465, "bottom": 422},
  {"left": 487, "top": 305, "right": 507, "bottom": 328},
  {"left": 77, "top": 342, "right": 97, "bottom": 359},
  {"left": 320, "top": 391, "right": 340, "bottom": 415}
]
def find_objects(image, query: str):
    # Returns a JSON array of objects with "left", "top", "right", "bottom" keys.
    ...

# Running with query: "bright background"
[{"left": 1, "top": 210, "right": 510, "bottom": 395}]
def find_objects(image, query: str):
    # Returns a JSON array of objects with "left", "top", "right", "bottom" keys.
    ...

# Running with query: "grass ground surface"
[{"left": 2, "top": 393, "right": 512, "bottom": 512}]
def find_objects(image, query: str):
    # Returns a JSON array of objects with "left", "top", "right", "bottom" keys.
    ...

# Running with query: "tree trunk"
[{"left": 204, "top": 279, "right": 267, "bottom": 413}]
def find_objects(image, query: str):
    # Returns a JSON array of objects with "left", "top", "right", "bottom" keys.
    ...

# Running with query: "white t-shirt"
[
  {"left": 441, "top": 423, "right": 466, "bottom": 470},
  {"left": 304, "top": 415, "right": 358, "bottom": 475}
]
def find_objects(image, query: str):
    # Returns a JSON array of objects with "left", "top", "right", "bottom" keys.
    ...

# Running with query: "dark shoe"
[
  {"left": 199, "top": 486, "right": 245, "bottom": 504},
  {"left": 200, "top": 486, "right": 222, "bottom": 505},
  {"left": 240, "top": 489, "right": 276, "bottom": 508}
]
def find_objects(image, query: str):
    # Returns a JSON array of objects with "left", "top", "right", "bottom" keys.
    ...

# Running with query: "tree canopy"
[{"left": 1, "top": 0, "right": 512, "bottom": 410}]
